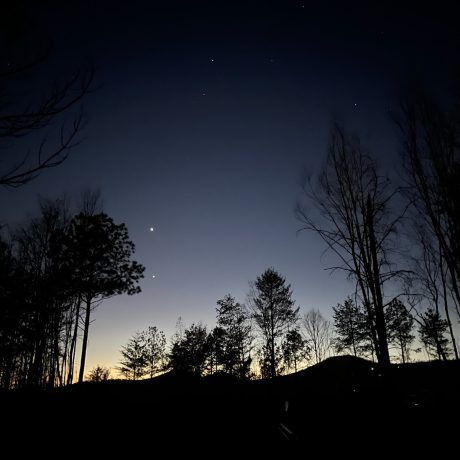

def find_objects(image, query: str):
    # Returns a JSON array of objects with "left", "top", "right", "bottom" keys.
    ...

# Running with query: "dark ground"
[{"left": 2, "top": 356, "right": 459, "bottom": 450}]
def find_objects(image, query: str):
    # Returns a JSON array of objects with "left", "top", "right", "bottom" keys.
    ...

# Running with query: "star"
[
  {"left": 149, "top": 227, "right": 154, "bottom": 232},
  {"left": 210, "top": 58, "right": 215, "bottom": 63},
  {"left": 152, "top": 274, "right": 156, "bottom": 279}
]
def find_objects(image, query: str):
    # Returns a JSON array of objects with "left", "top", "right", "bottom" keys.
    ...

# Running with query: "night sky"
[{"left": 2, "top": 1, "right": 459, "bottom": 370}]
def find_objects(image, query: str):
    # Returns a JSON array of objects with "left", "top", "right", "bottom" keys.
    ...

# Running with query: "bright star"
[{"left": 150, "top": 227, "right": 154, "bottom": 232}]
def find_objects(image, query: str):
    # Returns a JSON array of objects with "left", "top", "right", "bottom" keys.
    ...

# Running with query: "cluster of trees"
[
  {"left": 118, "top": 269, "right": 335, "bottom": 380},
  {"left": 117, "top": 83, "right": 460, "bottom": 378},
  {"left": 2, "top": 15, "right": 458, "bottom": 382},
  {"left": 117, "top": 266, "right": 454, "bottom": 381},
  {"left": 297, "top": 85, "right": 460, "bottom": 367},
  {"left": 119, "top": 295, "right": 254, "bottom": 379},
  {"left": 333, "top": 297, "right": 452, "bottom": 362},
  {"left": 0, "top": 195, "right": 144, "bottom": 389},
  {"left": 118, "top": 326, "right": 167, "bottom": 379}
]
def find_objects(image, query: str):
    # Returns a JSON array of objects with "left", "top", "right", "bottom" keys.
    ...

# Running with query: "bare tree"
[
  {"left": 0, "top": 4, "right": 94, "bottom": 189},
  {"left": 409, "top": 223, "right": 459, "bottom": 359},
  {"left": 0, "top": 62, "right": 93, "bottom": 187},
  {"left": 302, "top": 309, "right": 332, "bottom": 364},
  {"left": 396, "top": 88, "right": 460, "bottom": 359},
  {"left": 297, "top": 125, "right": 408, "bottom": 368},
  {"left": 385, "top": 299, "right": 415, "bottom": 363},
  {"left": 141, "top": 326, "right": 167, "bottom": 378},
  {"left": 397, "top": 88, "right": 460, "bottom": 317}
]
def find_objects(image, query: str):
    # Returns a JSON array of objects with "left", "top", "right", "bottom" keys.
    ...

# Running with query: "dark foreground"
[{"left": 2, "top": 356, "right": 459, "bottom": 448}]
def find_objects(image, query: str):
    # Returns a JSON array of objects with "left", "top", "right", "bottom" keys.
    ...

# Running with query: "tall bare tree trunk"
[
  {"left": 440, "top": 255, "right": 459, "bottom": 360},
  {"left": 270, "top": 303, "right": 276, "bottom": 378},
  {"left": 67, "top": 298, "right": 81, "bottom": 385},
  {"left": 78, "top": 297, "right": 92, "bottom": 383},
  {"left": 367, "top": 196, "right": 390, "bottom": 368}
]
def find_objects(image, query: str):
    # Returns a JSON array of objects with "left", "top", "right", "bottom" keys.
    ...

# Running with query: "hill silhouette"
[{"left": 2, "top": 356, "right": 459, "bottom": 446}]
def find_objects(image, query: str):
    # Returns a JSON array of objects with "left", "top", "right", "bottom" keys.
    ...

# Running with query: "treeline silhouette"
[
  {"left": 295, "top": 85, "right": 460, "bottom": 368},
  {"left": 1, "top": 60, "right": 459, "bottom": 388},
  {"left": 113, "top": 276, "right": 454, "bottom": 383},
  {"left": 110, "top": 83, "right": 460, "bottom": 381},
  {"left": 0, "top": 193, "right": 144, "bottom": 389}
]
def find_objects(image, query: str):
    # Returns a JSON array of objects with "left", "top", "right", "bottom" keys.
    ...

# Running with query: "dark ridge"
[{"left": 2, "top": 356, "right": 459, "bottom": 447}]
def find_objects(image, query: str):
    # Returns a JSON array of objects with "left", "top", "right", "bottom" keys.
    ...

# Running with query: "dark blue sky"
[{"left": 2, "top": 0, "right": 458, "bottom": 368}]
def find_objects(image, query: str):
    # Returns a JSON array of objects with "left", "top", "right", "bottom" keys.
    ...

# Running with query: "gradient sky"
[{"left": 1, "top": 1, "right": 458, "bottom": 371}]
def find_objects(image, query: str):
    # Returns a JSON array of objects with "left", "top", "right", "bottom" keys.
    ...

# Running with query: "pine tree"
[
  {"left": 251, "top": 268, "right": 299, "bottom": 378},
  {"left": 169, "top": 323, "right": 209, "bottom": 375},
  {"left": 216, "top": 294, "right": 252, "bottom": 378},
  {"left": 64, "top": 212, "right": 145, "bottom": 383},
  {"left": 118, "top": 332, "right": 147, "bottom": 380},
  {"left": 418, "top": 308, "right": 450, "bottom": 360},
  {"left": 332, "top": 298, "right": 368, "bottom": 357},
  {"left": 282, "top": 329, "right": 308, "bottom": 373},
  {"left": 87, "top": 365, "right": 110, "bottom": 382}
]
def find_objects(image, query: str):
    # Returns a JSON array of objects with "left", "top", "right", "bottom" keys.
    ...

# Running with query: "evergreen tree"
[
  {"left": 216, "top": 294, "right": 253, "bottom": 378},
  {"left": 169, "top": 323, "right": 209, "bottom": 375},
  {"left": 282, "top": 329, "right": 308, "bottom": 373},
  {"left": 206, "top": 326, "right": 226, "bottom": 374},
  {"left": 118, "top": 332, "right": 147, "bottom": 380},
  {"left": 251, "top": 268, "right": 299, "bottom": 378},
  {"left": 332, "top": 298, "right": 369, "bottom": 357},
  {"left": 418, "top": 308, "right": 451, "bottom": 360},
  {"left": 64, "top": 212, "right": 145, "bottom": 383},
  {"left": 87, "top": 365, "right": 110, "bottom": 382}
]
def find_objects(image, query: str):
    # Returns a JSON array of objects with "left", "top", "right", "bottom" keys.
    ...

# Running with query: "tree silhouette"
[
  {"left": 302, "top": 309, "right": 332, "bottom": 364},
  {"left": 13, "top": 198, "right": 72, "bottom": 388},
  {"left": 64, "top": 213, "right": 145, "bottom": 383},
  {"left": 206, "top": 326, "right": 226, "bottom": 375},
  {"left": 215, "top": 294, "right": 253, "bottom": 378},
  {"left": 408, "top": 217, "right": 459, "bottom": 360},
  {"left": 87, "top": 365, "right": 110, "bottom": 382},
  {"left": 118, "top": 332, "right": 147, "bottom": 380},
  {"left": 282, "top": 329, "right": 309, "bottom": 373},
  {"left": 297, "top": 125, "right": 408, "bottom": 369},
  {"left": 0, "top": 4, "right": 93, "bottom": 188},
  {"left": 251, "top": 268, "right": 299, "bottom": 378},
  {"left": 418, "top": 308, "right": 450, "bottom": 360},
  {"left": 397, "top": 88, "right": 460, "bottom": 323},
  {"left": 332, "top": 298, "right": 365, "bottom": 357},
  {"left": 385, "top": 299, "right": 415, "bottom": 363},
  {"left": 169, "top": 323, "right": 209, "bottom": 375},
  {"left": 0, "top": 235, "right": 28, "bottom": 388},
  {"left": 141, "top": 326, "right": 166, "bottom": 378}
]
